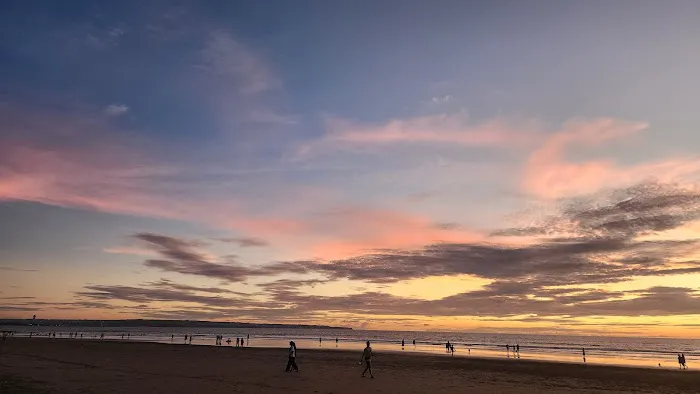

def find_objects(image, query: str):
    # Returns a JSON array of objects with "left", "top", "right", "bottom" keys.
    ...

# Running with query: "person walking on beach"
[
  {"left": 582, "top": 348, "right": 586, "bottom": 363},
  {"left": 236, "top": 338, "right": 240, "bottom": 347},
  {"left": 401, "top": 339, "right": 405, "bottom": 349},
  {"left": 681, "top": 353, "right": 687, "bottom": 369},
  {"left": 286, "top": 341, "right": 299, "bottom": 372},
  {"left": 227, "top": 338, "right": 231, "bottom": 345},
  {"left": 336, "top": 337, "right": 339, "bottom": 347},
  {"left": 450, "top": 344, "right": 455, "bottom": 356},
  {"left": 412, "top": 339, "right": 416, "bottom": 347},
  {"left": 361, "top": 341, "right": 375, "bottom": 378}
]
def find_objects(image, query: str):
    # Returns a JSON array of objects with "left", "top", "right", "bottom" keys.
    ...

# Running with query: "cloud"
[
  {"left": 0, "top": 266, "right": 38, "bottom": 272},
  {"left": 197, "top": 31, "right": 279, "bottom": 95},
  {"left": 522, "top": 118, "right": 700, "bottom": 199},
  {"left": 103, "top": 104, "right": 129, "bottom": 116},
  {"left": 134, "top": 232, "right": 308, "bottom": 282},
  {"left": 296, "top": 114, "right": 540, "bottom": 158},
  {"left": 216, "top": 237, "right": 269, "bottom": 247}
]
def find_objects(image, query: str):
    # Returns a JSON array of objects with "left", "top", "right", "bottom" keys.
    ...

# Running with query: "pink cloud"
[
  {"left": 522, "top": 118, "right": 700, "bottom": 199},
  {"left": 297, "top": 114, "right": 541, "bottom": 158}
]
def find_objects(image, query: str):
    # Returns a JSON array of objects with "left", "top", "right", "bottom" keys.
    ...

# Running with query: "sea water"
[{"left": 2, "top": 325, "right": 697, "bottom": 369}]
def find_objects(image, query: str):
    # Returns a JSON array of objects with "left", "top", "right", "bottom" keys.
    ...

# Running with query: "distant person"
[
  {"left": 682, "top": 353, "right": 687, "bottom": 369},
  {"left": 678, "top": 354, "right": 682, "bottom": 369},
  {"left": 247, "top": 333, "right": 250, "bottom": 341},
  {"left": 236, "top": 338, "right": 240, "bottom": 347},
  {"left": 80, "top": 333, "right": 83, "bottom": 339},
  {"left": 412, "top": 339, "right": 416, "bottom": 347},
  {"left": 582, "top": 348, "right": 586, "bottom": 363},
  {"left": 361, "top": 341, "right": 375, "bottom": 378},
  {"left": 189, "top": 335, "right": 193, "bottom": 344},
  {"left": 319, "top": 337, "right": 322, "bottom": 346},
  {"left": 516, "top": 344, "right": 520, "bottom": 354},
  {"left": 241, "top": 338, "right": 245, "bottom": 347},
  {"left": 227, "top": 338, "right": 231, "bottom": 345},
  {"left": 286, "top": 341, "right": 299, "bottom": 372},
  {"left": 468, "top": 348, "right": 471, "bottom": 355},
  {"left": 336, "top": 337, "right": 339, "bottom": 347},
  {"left": 401, "top": 339, "right": 405, "bottom": 349},
  {"left": 127, "top": 333, "right": 130, "bottom": 340},
  {"left": 450, "top": 344, "right": 455, "bottom": 356},
  {"left": 100, "top": 333, "right": 104, "bottom": 340}
]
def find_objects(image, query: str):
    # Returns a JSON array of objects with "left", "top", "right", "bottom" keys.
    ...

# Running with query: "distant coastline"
[{"left": 0, "top": 318, "right": 351, "bottom": 330}]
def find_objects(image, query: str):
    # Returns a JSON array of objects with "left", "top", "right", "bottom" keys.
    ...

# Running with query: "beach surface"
[{"left": 1, "top": 338, "right": 698, "bottom": 393}]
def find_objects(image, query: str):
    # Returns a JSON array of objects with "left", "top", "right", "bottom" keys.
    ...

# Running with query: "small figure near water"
[
  {"left": 401, "top": 339, "right": 405, "bottom": 349},
  {"left": 450, "top": 344, "right": 455, "bottom": 356},
  {"left": 582, "top": 348, "right": 586, "bottom": 363},
  {"left": 226, "top": 338, "right": 231, "bottom": 345},
  {"left": 678, "top": 353, "right": 687, "bottom": 369}
]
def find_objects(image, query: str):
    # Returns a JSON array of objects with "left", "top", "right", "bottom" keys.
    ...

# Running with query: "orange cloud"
[
  {"left": 522, "top": 118, "right": 700, "bottom": 199},
  {"left": 301, "top": 206, "right": 484, "bottom": 259}
]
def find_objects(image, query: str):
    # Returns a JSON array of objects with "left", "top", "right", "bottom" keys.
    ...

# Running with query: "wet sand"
[{"left": 1, "top": 338, "right": 698, "bottom": 393}]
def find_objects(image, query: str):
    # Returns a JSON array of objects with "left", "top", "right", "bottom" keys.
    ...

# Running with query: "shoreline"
[{"left": 2, "top": 338, "right": 699, "bottom": 393}]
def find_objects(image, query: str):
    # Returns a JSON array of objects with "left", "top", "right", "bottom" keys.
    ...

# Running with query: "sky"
[{"left": 2, "top": 0, "right": 700, "bottom": 337}]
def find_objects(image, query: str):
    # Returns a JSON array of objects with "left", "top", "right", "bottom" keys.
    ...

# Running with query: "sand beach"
[{"left": 1, "top": 338, "right": 698, "bottom": 393}]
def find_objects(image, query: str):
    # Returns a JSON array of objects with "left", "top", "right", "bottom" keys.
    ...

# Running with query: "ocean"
[{"left": 2, "top": 325, "right": 697, "bottom": 369}]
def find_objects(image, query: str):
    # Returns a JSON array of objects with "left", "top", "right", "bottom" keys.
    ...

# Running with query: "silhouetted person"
[
  {"left": 189, "top": 335, "right": 193, "bottom": 344},
  {"left": 285, "top": 341, "right": 299, "bottom": 372},
  {"left": 361, "top": 341, "right": 375, "bottom": 378},
  {"left": 319, "top": 337, "right": 322, "bottom": 346},
  {"left": 227, "top": 338, "right": 231, "bottom": 345},
  {"left": 450, "top": 344, "right": 455, "bottom": 356},
  {"left": 401, "top": 339, "right": 405, "bottom": 349},
  {"left": 582, "top": 348, "right": 586, "bottom": 363},
  {"left": 336, "top": 337, "right": 339, "bottom": 347},
  {"left": 516, "top": 344, "right": 520, "bottom": 354},
  {"left": 678, "top": 354, "right": 682, "bottom": 369},
  {"left": 236, "top": 338, "right": 240, "bottom": 347},
  {"left": 127, "top": 333, "right": 130, "bottom": 340},
  {"left": 468, "top": 348, "right": 471, "bottom": 355},
  {"left": 413, "top": 339, "right": 416, "bottom": 347},
  {"left": 247, "top": 333, "right": 250, "bottom": 341},
  {"left": 446, "top": 341, "right": 451, "bottom": 353},
  {"left": 241, "top": 338, "right": 245, "bottom": 347}
]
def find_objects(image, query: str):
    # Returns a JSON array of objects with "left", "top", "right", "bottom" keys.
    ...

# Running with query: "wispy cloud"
[
  {"left": 197, "top": 31, "right": 279, "bottom": 95},
  {"left": 103, "top": 103, "right": 129, "bottom": 116},
  {"left": 297, "top": 114, "right": 540, "bottom": 158}
]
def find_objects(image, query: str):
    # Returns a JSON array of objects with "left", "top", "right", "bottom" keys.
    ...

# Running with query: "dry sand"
[{"left": 1, "top": 338, "right": 698, "bottom": 393}]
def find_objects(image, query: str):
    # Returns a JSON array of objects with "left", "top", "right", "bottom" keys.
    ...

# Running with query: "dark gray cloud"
[
  {"left": 0, "top": 266, "right": 38, "bottom": 272},
  {"left": 134, "top": 232, "right": 307, "bottom": 282},
  {"left": 78, "top": 182, "right": 700, "bottom": 322},
  {"left": 216, "top": 237, "right": 269, "bottom": 247},
  {"left": 146, "top": 279, "right": 248, "bottom": 295}
]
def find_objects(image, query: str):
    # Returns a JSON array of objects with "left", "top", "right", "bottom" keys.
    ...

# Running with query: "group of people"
[
  {"left": 214, "top": 334, "right": 249, "bottom": 347},
  {"left": 286, "top": 340, "right": 376, "bottom": 378},
  {"left": 678, "top": 353, "right": 688, "bottom": 369}
]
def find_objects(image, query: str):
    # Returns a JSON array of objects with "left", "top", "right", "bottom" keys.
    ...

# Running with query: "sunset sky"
[{"left": 2, "top": 1, "right": 700, "bottom": 337}]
